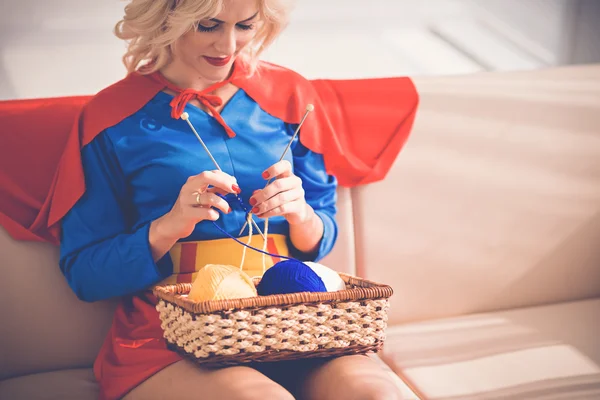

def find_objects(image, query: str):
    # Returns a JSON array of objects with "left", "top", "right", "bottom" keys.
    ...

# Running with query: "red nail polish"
[
  {"left": 252, "top": 207, "right": 259, "bottom": 214},
  {"left": 249, "top": 198, "right": 257, "bottom": 206},
  {"left": 232, "top": 184, "right": 241, "bottom": 194},
  {"left": 228, "top": 207, "right": 232, "bottom": 213},
  {"left": 262, "top": 171, "right": 269, "bottom": 179}
]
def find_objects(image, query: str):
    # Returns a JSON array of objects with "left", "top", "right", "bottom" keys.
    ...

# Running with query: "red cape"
[{"left": 0, "top": 61, "right": 418, "bottom": 244}]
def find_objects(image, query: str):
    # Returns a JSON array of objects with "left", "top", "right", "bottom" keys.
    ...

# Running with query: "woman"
[{"left": 58, "top": 0, "right": 406, "bottom": 399}]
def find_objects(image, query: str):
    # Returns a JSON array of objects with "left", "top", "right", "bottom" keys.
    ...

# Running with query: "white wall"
[
  {"left": 459, "top": 0, "right": 600, "bottom": 66},
  {"left": 1, "top": 0, "right": 596, "bottom": 100}
]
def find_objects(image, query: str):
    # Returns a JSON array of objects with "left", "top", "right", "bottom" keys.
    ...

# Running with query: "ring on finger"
[{"left": 192, "top": 191, "right": 202, "bottom": 206}]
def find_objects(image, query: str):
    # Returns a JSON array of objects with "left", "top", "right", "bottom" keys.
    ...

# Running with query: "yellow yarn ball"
[{"left": 188, "top": 264, "right": 257, "bottom": 302}]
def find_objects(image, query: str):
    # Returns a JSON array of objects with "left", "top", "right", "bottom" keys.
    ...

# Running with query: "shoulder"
[
  {"left": 253, "top": 61, "right": 316, "bottom": 93},
  {"left": 81, "top": 73, "right": 146, "bottom": 113},
  {"left": 254, "top": 61, "right": 308, "bottom": 81},
  {"left": 239, "top": 61, "right": 319, "bottom": 124},
  {"left": 78, "top": 72, "right": 163, "bottom": 147}
]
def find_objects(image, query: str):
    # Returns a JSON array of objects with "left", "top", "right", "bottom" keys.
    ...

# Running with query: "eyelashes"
[
  {"left": 197, "top": 23, "right": 255, "bottom": 32},
  {"left": 197, "top": 24, "right": 218, "bottom": 32}
]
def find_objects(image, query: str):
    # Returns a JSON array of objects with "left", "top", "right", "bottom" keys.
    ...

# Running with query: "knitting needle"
[
  {"left": 238, "top": 104, "right": 315, "bottom": 236},
  {"left": 181, "top": 112, "right": 266, "bottom": 240}
]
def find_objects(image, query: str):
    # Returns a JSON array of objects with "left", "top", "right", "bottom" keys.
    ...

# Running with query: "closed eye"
[
  {"left": 197, "top": 23, "right": 219, "bottom": 32},
  {"left": 198, "top": 11, "right": 259, "bottom": 33},
  {"left": 236, "top": 23, "right": 255, "bottom": 31},
  {"left": 197, "top": 23, "right": 255, "bottom": 32}
]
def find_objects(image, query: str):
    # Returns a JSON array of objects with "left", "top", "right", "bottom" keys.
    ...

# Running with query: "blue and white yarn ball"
[{"left": 256, "top": 259, "right": 346, "bottom": 296}]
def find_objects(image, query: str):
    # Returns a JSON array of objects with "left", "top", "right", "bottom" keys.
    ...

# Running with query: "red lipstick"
[{"left": 203, "top": 55, "right": 232, "bottom": 67}]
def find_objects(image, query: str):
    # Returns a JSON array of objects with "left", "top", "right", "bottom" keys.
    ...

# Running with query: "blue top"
[{"left": 59, "top": 89, "right": 338, "bottom": 302}]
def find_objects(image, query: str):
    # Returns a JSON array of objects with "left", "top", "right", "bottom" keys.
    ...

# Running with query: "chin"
[{"left": 198, "top": 60, "right": 235, "bottom": 82}]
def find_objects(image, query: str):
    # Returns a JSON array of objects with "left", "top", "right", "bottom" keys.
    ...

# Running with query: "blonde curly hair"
[{"left": 115, "top": 0, "right": 291, "bottom": 74}]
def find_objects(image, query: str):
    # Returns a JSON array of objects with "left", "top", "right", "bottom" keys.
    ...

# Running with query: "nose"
[{"left": 214, "top": 28, "right": 236, "bottom": 55}]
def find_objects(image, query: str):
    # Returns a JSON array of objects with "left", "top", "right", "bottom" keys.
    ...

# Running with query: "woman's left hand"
[{"left": 249, "top": 160, "right": 312, "bottom": 225}]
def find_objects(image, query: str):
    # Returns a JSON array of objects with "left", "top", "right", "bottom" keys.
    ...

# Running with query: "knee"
[
  {"left": 349, "top": 382, "right": 404, "bottom": 400},
  {"left": 233, "top": 386, "right": 295, "bottom": 400}
]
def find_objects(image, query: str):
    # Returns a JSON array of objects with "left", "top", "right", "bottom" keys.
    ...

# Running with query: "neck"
[{"left": 159, "top": 60, "right": 233, "bottom": 93}]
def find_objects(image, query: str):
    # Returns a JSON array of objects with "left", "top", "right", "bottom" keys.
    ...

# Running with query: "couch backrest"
[
  {"left": 320, "top": 187, "right": 356, "bottom": 275},
  {"left": 0, "top": 227, "right": 117, "bottom": 380},
  {"left": 354, "top": 65, "right": 600, "bottom": 325}
]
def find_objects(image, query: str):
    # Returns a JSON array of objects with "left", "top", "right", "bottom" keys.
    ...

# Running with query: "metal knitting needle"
[
  {"left": 181, "top": 112, "right": 265, "bottom": 240},
  {"left": 238, "top": 104, "right": 315, "bottom": 236}
]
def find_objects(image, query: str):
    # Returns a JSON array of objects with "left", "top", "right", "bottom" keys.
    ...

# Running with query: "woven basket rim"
[
  {"left": 153, "top": 273, "right": 393, "bottom": 314},
  {"left": 167, "top": 342, "right": 385, "bottom": 367}
]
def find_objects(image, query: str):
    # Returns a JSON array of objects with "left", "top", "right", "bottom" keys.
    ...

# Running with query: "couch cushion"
[
  {"left": 0, "top": 359, "right": 415, "bottom": 400},
  {"left": 353, "top": 65, "right": 600, "bottom": 324},
  {"left": 381, "top": 298, "right": 600, "bottom": 399},
  {"left": 0, "top": 227, "right": 117, "bottom": 380},
  {"left": 0, "top": 362, "right": 416, "bottom": 400},
  {"left": 0, "top": 368, "right": 98, "bottom": 400}
]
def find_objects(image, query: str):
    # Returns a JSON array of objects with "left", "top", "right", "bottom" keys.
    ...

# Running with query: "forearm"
[
  {"left": 149, "top": 214, "right": 181, "bottom": 261},
  {"left": 288, "top": 204, "right": 324, "bottom": 255},
  {"left": 60, "top": 223, "right": 170, "bottom": 302}
]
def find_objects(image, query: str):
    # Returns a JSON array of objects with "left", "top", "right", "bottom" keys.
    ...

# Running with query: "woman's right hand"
[{"left": 148, "top": 170, "right": 240, "bottom": 261}]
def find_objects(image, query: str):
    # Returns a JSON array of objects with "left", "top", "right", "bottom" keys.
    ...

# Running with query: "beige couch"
[{"left": 1, "top": 64, "right": 599, "bottom": 400}]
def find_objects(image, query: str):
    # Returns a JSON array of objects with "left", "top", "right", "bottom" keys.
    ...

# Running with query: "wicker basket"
[{"left": 153, "top": 273, "right": 393, "bottom": 367}]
